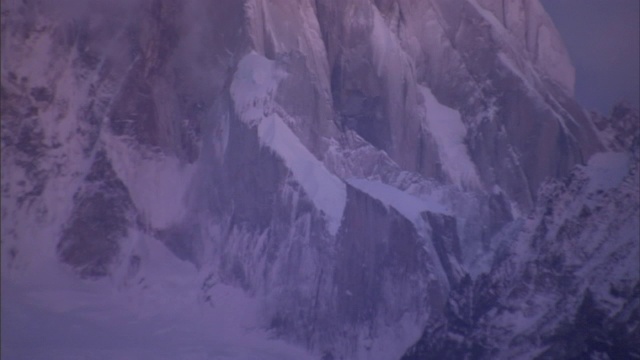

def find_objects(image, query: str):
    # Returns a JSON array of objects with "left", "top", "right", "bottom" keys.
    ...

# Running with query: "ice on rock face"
[
  {"left": 419, "top": 85, "right": 481, "bottom": 189},
  {"left": 347, "top": 178, "right": 450, "bottom": 222},
  {"left": 231, "top": 51, "right": 346, "bottom": 235},
  {"left": 230, "top": 52, "right": 285, "bottom": 127}
]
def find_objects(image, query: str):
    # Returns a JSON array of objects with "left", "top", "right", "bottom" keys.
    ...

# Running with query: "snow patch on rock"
[
  {"left": 583, "top": 152, "right": 630, "bottom": 193},
  {"left": 102, "top": 134, "right": 195, "bottom": 230},
  {"left": 419, "top": 85, "right": 481, "bottom": 189},
  {"left": 231, "top": 52, "right": 346, "bottom": 235},
  {"left": 348, "top": 178, "right": 449, "bottom": 223}
]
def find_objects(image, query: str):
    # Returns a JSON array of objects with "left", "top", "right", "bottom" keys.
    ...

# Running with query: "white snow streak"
[
  {"left": 348, "top": 178, "right": 449, "bottom": 223},
  {"left": 419, "top": 85, "right": 481, "bottom": 188},
  {"left": 230, "top": 52, "right": 346, "bottom": 235},
  {"left": 103, "top": 135, "right": 195, "bottom": 229}
]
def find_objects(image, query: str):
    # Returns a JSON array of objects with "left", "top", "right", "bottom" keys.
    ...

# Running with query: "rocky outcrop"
[
  {"left": 57, "top": 150, "right": 135, "bottom": 278},
  {"left": 403, "top": 141, "right": 640, "bottom": 359},
  {"left": 592, "top": 102, "right": 640, "bottom": 151},
  {"left": 314, "top": 0, "right": 600, "bottom": 208}
]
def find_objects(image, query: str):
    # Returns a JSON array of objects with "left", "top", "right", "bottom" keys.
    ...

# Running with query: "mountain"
[
  {"left": 403, "top": 105, "right": 640, "bottom": 359},
  {"left": 1, "top": 0, "right": 637, "bottom": 359}
]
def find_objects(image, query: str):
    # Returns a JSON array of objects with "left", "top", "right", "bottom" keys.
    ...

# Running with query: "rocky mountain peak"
[
  {"left": 475, "top": 0, "right": 576, "bottom": 95},
  {"left": 592, "top": 102, "right": 640, "bottom": 151},
  {"left": 1, "top": 1, "right": 636, "bottom": 359}
]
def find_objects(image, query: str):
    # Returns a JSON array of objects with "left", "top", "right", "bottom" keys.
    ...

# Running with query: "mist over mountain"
[{"left": 1, "top": 0, "right": 638, "bottom": 359}]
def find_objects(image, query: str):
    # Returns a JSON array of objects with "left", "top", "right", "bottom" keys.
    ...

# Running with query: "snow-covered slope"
[{"left": 1, "top": 0, "right": 635, "bottom": 359}]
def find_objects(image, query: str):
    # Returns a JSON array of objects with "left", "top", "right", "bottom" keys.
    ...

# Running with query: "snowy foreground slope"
[
  {"left": 1, "top": 0, "right": 637, "bottom": 359},
  {"left": 2, "top": 255, "right": 317, "bottom": 360}
]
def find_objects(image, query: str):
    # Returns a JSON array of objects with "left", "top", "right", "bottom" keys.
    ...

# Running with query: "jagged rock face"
[
  {"left": 475, "top": 0, "right": 576, "bottom": 95},
  {"left": 312, "top": 0, "right": 601, "bottom": 208},
  {"left": 57, "top": 150, "right": 136, "bottom": 278},
  {"left": 403, "top": 131, "right": 640, "bottom": 359},
  {"left": 1, "top": 0, "right": 632, "bottom": 359},
  {"left": 1, "top": 1, "right": 453, "bottom": 357},
  {"left": 592, "top": 103, "right": 640, "bottom": 152}
]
